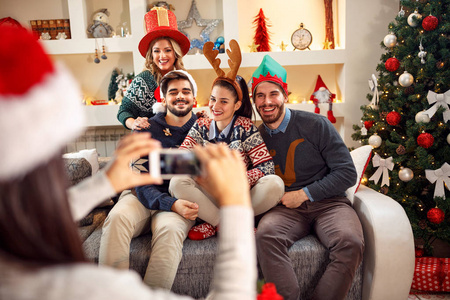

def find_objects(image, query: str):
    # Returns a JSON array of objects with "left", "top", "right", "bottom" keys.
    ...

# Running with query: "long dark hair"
[
  {"left": 213, "top": 75, "right": 253, "bottom": 119},
  {"left": 0, "top": 153, "right": 87, "bottom": 266}
]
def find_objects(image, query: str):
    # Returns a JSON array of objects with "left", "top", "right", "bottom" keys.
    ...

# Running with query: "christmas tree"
[
  {"left": 352, "top": 0, "right": 450, "bottom": 255},
  {"left": 252, "top": 8, "right": 271, "bottom": 52}
]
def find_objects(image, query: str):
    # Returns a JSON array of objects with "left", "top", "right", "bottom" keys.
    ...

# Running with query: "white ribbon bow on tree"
[
  {"left": 368, "top": 74, "right": 379, "bottom": 107},
  {"left": 424, "top": 89, "right": 450, "bottom": 123},
  {"left": 369, "top": 153, "right": 394, "bottom": 187},
  {"left": 425, "top": 162, "right": 450, "bottom": 198}
]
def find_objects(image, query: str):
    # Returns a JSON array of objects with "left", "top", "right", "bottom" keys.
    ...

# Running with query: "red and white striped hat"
[{"left": 0, "top": 24, "right": 85, "bottom": 181}]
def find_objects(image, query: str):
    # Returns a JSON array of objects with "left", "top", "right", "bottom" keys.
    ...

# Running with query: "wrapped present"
[{"left": 411, "top": 257, "right": 450, "bottom": 292}]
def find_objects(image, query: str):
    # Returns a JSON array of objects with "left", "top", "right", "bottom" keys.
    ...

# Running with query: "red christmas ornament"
[
  {"left": 364, "top": 120, "right": 374, "bottom": 130},
  {"left": 417, "top": 132, "right": 434, "bottom": 148},
  {"left": 422, "top": 15, "right": 439, "bottom": 31},
  {"left": 258, "top": 283, "right": 283, "bottom": 300},
  {"left": 386, "top": 111, "right": 401, "bottom": 126},
  {"left": 427, "top": 207, "right": 445, "bottom": 224},
  {"left": 415, "top": 247, "right": 425, "bottom": 258},
  {"left": 385, "top": 57, "right": 400, "bottom": 72}
]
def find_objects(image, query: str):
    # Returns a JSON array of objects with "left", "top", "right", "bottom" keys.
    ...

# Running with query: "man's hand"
[
  {"left": 194, "top": 144, "right": 251, "bottom": 208},
  {"left": 171, "top": 199, "right": 199, "bottom": 220},
  {"left": 105, "top": 132, "right": 162, "bottom": 193},
  {"left": 280, "top": 189, "right": 309, "bottom": 209}
]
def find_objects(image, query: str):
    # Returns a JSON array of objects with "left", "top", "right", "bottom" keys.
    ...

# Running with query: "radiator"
[{"left": 65, "top": 127, "right": 130, "bottom": 157}]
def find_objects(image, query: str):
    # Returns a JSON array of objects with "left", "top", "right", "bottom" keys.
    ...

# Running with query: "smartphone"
[{"left": 149, "top": 149, "right": 201, "bottom": 179}]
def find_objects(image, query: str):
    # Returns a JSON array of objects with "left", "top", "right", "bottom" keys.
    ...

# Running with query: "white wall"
[{"left": 0, "top": 0, "right": 399, "bottom": 146}]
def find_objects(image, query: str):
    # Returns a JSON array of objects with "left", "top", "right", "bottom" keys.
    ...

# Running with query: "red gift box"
[{"left": 411, "top": 257, "right": 450, "bottom": 292}]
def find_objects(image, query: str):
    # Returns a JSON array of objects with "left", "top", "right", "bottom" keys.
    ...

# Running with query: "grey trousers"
[{"left": 255, "top": 196, "right": 364, "bottom": 300}]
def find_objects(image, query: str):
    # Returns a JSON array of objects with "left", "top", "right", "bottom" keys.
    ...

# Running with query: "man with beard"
[
  {"left": 250, "top": 55, "right": 364, "bottom": 300},
  {"left": 99, "top": 70, "right": 199, "bottom": 290}
]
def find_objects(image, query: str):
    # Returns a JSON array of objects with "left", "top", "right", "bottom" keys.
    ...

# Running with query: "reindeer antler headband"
[{"left": 203, "top": 39, "right": 243, "bottom": 101}]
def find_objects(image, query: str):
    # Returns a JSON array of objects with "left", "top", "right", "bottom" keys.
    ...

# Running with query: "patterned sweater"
[
  {"left": 117, "top": 70, "right": 158, "bottom": 129},
  {"left": 180, "top": 116, "right": 275, "bottom": 187}
]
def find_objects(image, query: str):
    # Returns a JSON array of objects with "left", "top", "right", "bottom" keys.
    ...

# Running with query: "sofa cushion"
[
  {"left": 346, "top": 145, "right": 372, "bottom": 202},
  {"left": 63, "top": 157, "right": 92, "bottom": 186},
  {"left": 81, "top": 215, "right": 362, "bottom": 299}
]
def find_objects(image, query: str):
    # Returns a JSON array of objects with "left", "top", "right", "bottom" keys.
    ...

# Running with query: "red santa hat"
[
  {"left": 310, "top": 75, "right": 336, "bottom": 123},
  {"left": 0, "top": 25, "right": 85, "bottom": 181}
]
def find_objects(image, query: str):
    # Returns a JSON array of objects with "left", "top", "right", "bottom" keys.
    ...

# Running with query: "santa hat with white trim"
[{"left": 0, "top": 25, "right": 85, "bottom": 181}]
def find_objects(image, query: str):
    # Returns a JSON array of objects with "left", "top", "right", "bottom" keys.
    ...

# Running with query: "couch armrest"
[{"left": 352, "top": 185, "right": 415, "bottom": 300}]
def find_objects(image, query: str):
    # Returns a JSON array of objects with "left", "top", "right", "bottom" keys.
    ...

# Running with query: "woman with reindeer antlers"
[{"left": 169, "top": 40, "right": 285, "bottom": 240}]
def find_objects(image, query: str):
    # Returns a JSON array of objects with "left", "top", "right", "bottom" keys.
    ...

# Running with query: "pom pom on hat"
[{"left": 0, "top": 25, "right": 84, "bottom": 181}]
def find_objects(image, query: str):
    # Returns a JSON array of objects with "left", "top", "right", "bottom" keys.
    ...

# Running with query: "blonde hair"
[{"left": 145, "top": 37, "right": 186, "bottom": 83}]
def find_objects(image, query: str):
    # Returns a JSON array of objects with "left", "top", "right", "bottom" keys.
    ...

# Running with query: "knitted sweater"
[
  {"left": 180, "top": 116, "right": 274, "bottom": 187},
  {"left": 135, "top": 112, "right": 197, "bottom": 211},
  {"left": 259, "top": 109, "right": 357, "bottom": 201},
  {"left": 117, "top": 70, "right": 158, "bottom": 129}
]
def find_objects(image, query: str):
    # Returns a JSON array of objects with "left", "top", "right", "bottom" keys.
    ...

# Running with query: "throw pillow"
[
  {"left": 346, "top": 145, "right": 372, "bottom": 202},
  {"left": 63, "top": 149, "right": 99, "bottom": 175}
]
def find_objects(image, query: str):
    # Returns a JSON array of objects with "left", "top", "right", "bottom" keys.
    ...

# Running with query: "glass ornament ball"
[
  {"left": 407, "top": 10, "right": 422, "bottom": 27},
  {"left": 399, "top": 71, "right": 414, "bottom": 87},
  {"left": 399, "top": 167, "right": 414, "bottom": 182},
  {"left": 415, "top": 111, "right": 430, "bottom": 123},
  {"left": 422, "top": 15, "right": 438, "bottom": 31},
  {"left": 385, "top": 57, "right": 400, "bottom": 72},
  {"left": 447, "top": 133, "right": 450, "bottom": 145},
  {"left": 368, "top": 134, "right": 382, "bottom": 148},
  {"left": 215, "top": 36, "right": 225, "bottom": 44},
  {"left": 383, "top": 33, "right": 397, "bottom": 48}
]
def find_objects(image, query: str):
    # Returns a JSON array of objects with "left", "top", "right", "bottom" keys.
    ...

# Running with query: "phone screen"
[{"left": 150, "top": 150, "right": 200, "bottom": 179}]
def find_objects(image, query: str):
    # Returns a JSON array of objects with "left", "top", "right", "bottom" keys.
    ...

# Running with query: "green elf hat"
[{"left": 251, "top": 55, "right": 288, "bottom": 97}]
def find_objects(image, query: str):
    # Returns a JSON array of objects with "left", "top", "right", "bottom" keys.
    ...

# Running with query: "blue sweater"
[
  {"left": 135, "top": 112, "right": 197, "bottom": 211},
  {"left": 258, "top": 109, "right": 356, "bottom": 201}
]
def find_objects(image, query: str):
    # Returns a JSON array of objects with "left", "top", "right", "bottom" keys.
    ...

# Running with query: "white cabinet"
[{"left": 8, "top": 0, "right": 348, "bottom": 135}]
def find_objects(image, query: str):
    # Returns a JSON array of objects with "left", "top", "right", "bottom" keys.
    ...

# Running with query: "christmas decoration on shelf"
[
  {"left": 291, "top": 23, "right": 313, "bottom": 51},
  {"left": 252, "top": 8, "right": 271, "bottom": 52},
  {"left": 213, "top": 36, "right": 225, "bottom": 53},
  {"left": 177, "top": 0, "right": 221, "bottom": 54},
  {"left": 87, "top": 9, "right": 114, "bottom": 38},
  {"left": 323, "top": 0, "right": 335, "bottom": 49},
  {"left": 351, "top": 0, "right": 450, "bottom": 253},
  {"left": 278, "top": 41, "right": 288, "bottom": 51},
  {"left": 248, "top": 42, "right": 259, "bottom": 53},
  {"left": 310, "top": 75, "right": 336, "bottom": 123},
  {"left": 369, "top": 153, "right": 394, "bottom": 187},
  {"left": 407, "top": 9, "right": 422, "bottom": 27}
]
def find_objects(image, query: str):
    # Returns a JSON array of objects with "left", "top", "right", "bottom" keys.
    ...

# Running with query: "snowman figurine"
[{"left": 87, "top": 9, "right": 114, "bottom": 38}]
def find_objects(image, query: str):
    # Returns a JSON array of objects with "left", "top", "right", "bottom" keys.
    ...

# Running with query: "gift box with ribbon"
[{"left": 411, "top": 257, "right": 450, "bottom": 292}]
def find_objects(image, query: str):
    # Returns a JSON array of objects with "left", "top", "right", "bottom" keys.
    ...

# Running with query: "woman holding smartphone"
[{"left": 169, "top": 40, "right": 284, "bottom": 240}]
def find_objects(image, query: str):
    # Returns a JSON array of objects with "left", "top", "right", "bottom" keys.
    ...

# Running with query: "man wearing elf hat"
[{"left": 251, "top": 55, "right": 364, "bottom": 300}]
